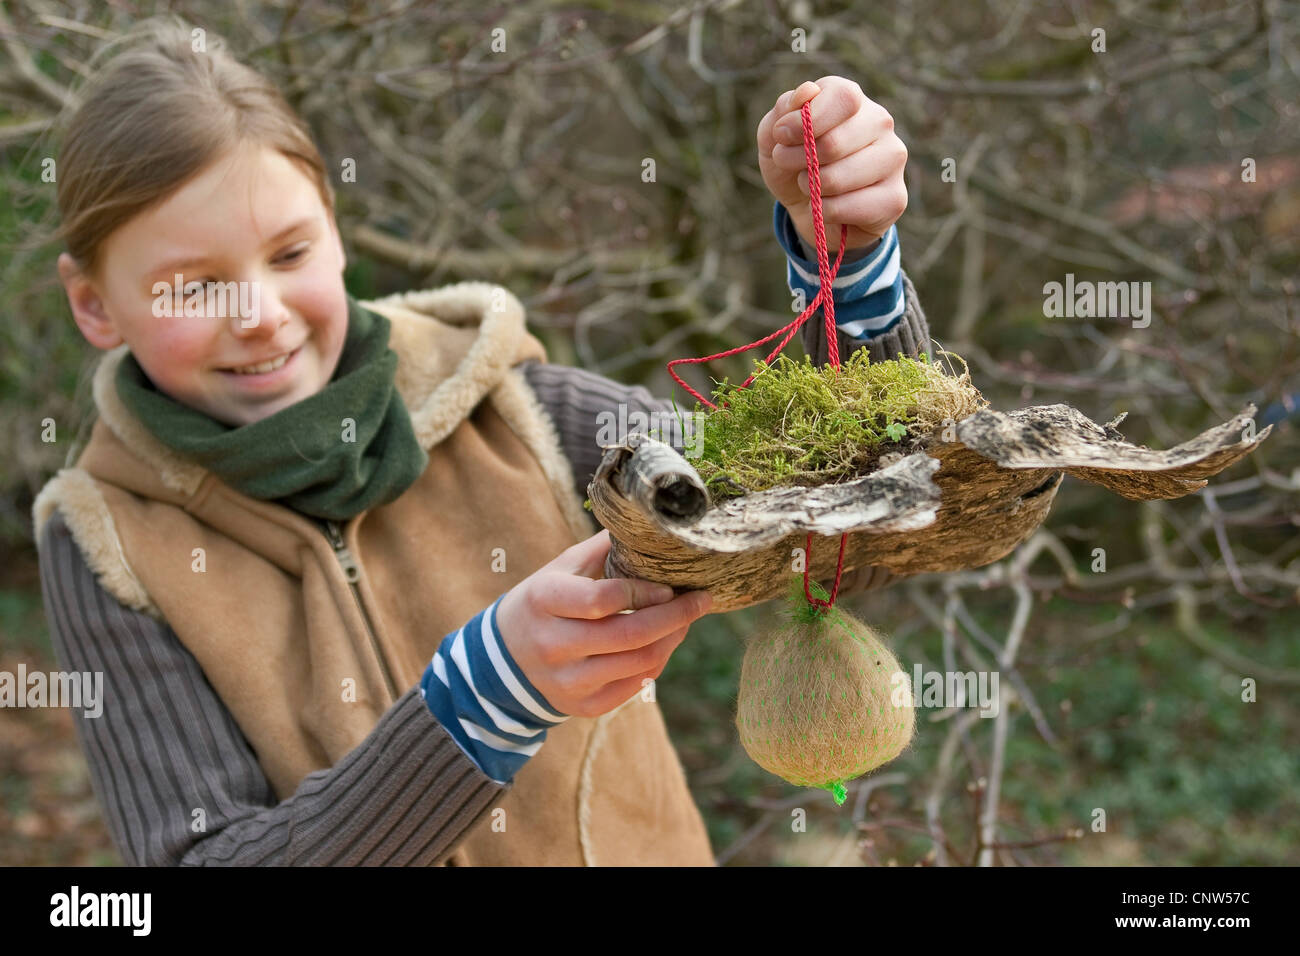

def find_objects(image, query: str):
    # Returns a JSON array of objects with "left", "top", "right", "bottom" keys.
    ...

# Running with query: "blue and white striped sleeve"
[
  {"left": 774, "top": 200, "right": 907, "bottom": 343},
  {"left": 418, "top": 592, "right": 569, "bottom": 785}
]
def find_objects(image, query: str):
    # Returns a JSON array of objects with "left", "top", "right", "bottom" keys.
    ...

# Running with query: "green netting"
[{"left": 735, "top": 576, "right": 916, "bottom": 805}]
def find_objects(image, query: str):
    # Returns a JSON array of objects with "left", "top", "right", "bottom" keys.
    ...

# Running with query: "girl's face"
[{"left": 59, "top": 143, "right": 349, "bottom": 428}]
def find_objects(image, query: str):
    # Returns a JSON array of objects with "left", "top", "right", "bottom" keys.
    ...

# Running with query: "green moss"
[{"left": 689, "top": 348, "right": 983, "bottom": 500}]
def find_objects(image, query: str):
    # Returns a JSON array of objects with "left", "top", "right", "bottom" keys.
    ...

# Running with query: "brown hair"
[{"left": 53, "top": 15, "right": 335, "bottom": 280}]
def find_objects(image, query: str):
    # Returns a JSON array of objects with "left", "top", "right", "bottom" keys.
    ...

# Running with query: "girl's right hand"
[{"left": 495, "top": 529, "right": 713, "bottom": 719}]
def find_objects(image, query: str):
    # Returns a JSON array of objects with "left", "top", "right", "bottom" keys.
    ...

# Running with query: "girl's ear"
[{"left": 58, "top": 253, "right": 124, "bottom": 350}]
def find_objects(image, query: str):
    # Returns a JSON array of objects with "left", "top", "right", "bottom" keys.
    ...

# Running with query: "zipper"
[{"left": 323, "top": 517, "right": 399, "bottom": 701}]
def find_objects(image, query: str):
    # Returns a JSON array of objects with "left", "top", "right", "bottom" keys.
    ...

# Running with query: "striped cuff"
[
  {"left": 774, "top": 200, "right": 907, "bottom": 342},
  {"left": 419, "top": 592, "right": 569, "bottom": 785}
]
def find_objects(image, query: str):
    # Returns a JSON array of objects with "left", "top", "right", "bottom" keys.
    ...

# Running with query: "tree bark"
[{"left": 588, "top": 403, "right": 1271, "bottom": 613}]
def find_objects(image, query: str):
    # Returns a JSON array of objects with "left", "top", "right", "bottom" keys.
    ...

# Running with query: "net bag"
[{"left": 736, "top": 577, "right": 915, "bottom": 805}]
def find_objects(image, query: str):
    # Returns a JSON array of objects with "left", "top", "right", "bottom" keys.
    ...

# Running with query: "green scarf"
[{"left": 114, "top": 295, "right": 429, "bottom": 522}]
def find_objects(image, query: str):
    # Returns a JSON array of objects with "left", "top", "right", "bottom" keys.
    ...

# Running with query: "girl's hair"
[{"left": 54, "top": 15, "right": 335, "bottom": 280}]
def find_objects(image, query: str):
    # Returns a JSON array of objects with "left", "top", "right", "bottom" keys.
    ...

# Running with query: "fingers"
[
  {"left": 768, "top": 78, "right": 894, "bottom": 168},
  {"left": 554, "top": 527, "right": 612, "bottom": 578},
  {"left": 769, "top": 105, "right": 878, "bottom": 172},
  {"left": 771, "top": 79, "right": 862, "bottom": 149},
  {"left": 757, "top": 80, "right": 821, "bottom": 155},
  {"left": 564, "top": 589, "right": 711, "bottom": 658},
  {"left": 572, "top": 624, "right": 691, "bottom": 702},
  {"left": 789, "top": 134, "right": 908, "bottom": 198},
  {"left": 533, "top": 573, "right": 680, "bottom": 620},
  {"left": 778, "top": 80, "right": 823, "bottom": 120},
  {"left": 813, "top": 178, "right": 909, "bottom": 237},
  {"left": 570, "top": 671, "right": 656, "bottom": 719}
]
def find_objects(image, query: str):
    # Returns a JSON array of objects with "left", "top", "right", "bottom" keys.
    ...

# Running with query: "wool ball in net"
[{"left": 735, "top": 604, "right": 915, "bottom": 797}]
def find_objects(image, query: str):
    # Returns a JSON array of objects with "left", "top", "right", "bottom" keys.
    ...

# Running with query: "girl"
[{"left": 33, "top": 16, "right": 929, "bottom": 866}]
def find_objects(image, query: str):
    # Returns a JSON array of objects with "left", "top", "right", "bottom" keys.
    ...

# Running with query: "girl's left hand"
[{"left": 757, "top": 77, "right": 908, "bottom": 258}]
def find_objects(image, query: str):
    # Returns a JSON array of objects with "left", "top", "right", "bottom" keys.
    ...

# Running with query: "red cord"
[
  {"left": 666, "top": 98, "right": 851, "bottom": 608},
  {"left": 804, "top": 530, "right": 848, "bottom": 609}
]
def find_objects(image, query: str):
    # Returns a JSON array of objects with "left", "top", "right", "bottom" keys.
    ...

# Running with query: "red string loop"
[
  {"left": 666, "top": 97, "right": 852, "bottom": 608},
  {"left": 804, "top": 531, "right": 849, "bottom": 609}
]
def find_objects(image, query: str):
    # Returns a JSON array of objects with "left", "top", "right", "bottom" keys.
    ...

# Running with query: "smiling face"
[{"left": 59, "top": 142, "right": 349, "bottom": 428}]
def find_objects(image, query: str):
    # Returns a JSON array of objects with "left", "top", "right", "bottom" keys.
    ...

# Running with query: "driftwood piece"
[{"left": 588, "top": 402, "right": 1271, "bottom": 614}]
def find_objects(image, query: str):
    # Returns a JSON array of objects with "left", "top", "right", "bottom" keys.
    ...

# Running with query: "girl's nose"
[{"left": 228, "top": 282, "right": 289, "bottom": 337}]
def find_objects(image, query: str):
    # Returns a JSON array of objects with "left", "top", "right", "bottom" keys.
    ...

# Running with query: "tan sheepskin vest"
[{"left": 31, "top": 281, "right": 715, "bottom": 867}]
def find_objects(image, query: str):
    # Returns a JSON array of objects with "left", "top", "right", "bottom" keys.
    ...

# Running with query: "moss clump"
[{"left": 691, "top": 347, "right": 987, "bottom": 500}]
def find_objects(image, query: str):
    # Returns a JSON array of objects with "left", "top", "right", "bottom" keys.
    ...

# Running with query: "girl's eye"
[{"left": 277, "top": 245, "right": 309, "bottom": 264}]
